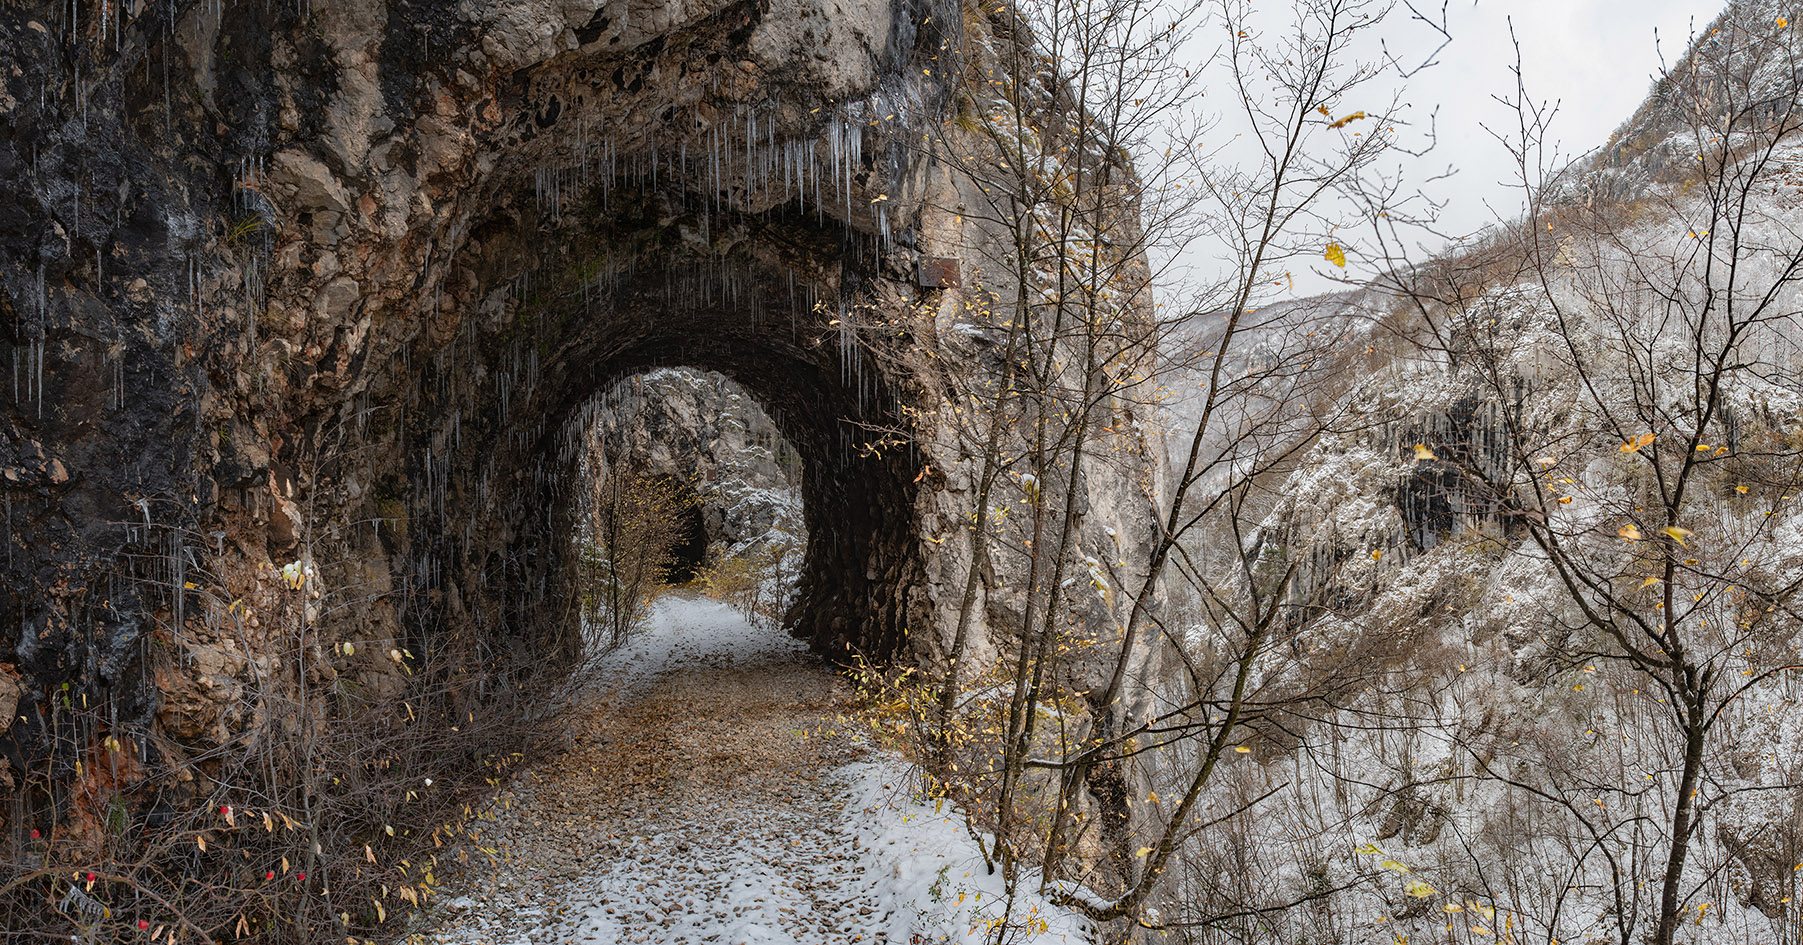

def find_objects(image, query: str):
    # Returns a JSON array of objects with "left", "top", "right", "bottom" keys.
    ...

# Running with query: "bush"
[
  {"left": 694, "top": 536, "right": 799, "bottom": 631},
  {"left": 577, "top": 473, "right": 696, "bottom": 649}
]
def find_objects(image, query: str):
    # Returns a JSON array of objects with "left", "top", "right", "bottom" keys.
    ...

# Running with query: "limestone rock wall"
[{"left": 0, "top": 0, "right": 1169, "bottom": 885}]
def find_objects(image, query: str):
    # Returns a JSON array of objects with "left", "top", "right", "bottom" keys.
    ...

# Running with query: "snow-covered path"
[{"left": 426, "top": 597, "right": 1093, "bottom": 945}]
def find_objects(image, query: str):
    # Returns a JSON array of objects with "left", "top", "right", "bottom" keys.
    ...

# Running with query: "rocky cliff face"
[
  {"left": 588, "top": 367, "right": 802, "bottom": 563},
  {"left": 0, "top": 0, "right": 1167, "bottom": 896},
  {"left": 1139, "top": 6, "right": 1803, "bottom": 937}
]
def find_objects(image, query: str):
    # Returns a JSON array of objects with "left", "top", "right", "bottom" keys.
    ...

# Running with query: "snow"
[
  {"left": 543, "top": 756, "right": 1094, "bottom": 945},
  {"left": 582, "top": 595, "right": 811, "bottom": 701},
  {"left": 839, "top": 761, "right": 1096, "bottom": 945}
]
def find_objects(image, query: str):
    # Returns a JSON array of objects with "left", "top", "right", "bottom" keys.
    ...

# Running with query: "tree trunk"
[{"left": 1653, "top": 712, "right": 1707, "bottom": 945}]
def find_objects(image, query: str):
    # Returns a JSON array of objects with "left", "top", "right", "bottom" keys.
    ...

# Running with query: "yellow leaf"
[
  {"left": 1371, "top": 549, "right": 1383, "bottom": 561},
  {"left": 1328, "top": 110, "right": 1368, "bottom": 129},
  {"left": 1445, "top": 904, "right": 1465, "bottom": 913},
  {"left": 196, "top": 835, "right": 207, "bottom": 852},
  {"left": 1661, "top": 525, "right": 1693, "bottom": 547},
  {"left": 1136, "top": 847, "right": 1154, "bottom": 858},
  {"left": 1405, "top": 879, "right": 1437, "bottom": 898},
  {"left": 1325, "top": 243, "right": 1347, "bottom": 267},
  {"left": 1641, "top": 576, "right": 1662, "bottom": 588},
  {"left": 1557, "top": 496, "right": 1573, "bottom": 505},
  {"left": 1413, "top": 443, "right": 1437, "bottom": 461},
  {"left": 1234, "top": 745, "right": 1252, "bottom": 753},
  {"left": 1380, "top": 860, "right": 1412, "bottom": 873},
  {"left": 1355, "top": 844, "right": 1382, "bottom": 855},
  {"left": 1619, "top": 525, "right": 1643, "bottom": 540},
  {"left": 1736, "top": 485, "right": 1749, "bottom": 494}
]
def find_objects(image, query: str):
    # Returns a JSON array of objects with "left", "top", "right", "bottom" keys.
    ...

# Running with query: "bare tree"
[
  {"left": 577, "top": 449, "right": 695, "bottom": 649},
  {"left": 879, "top": 0, "right": 1443, "bottom": 934},
  {"left": 1362, "top": 13, "right": 1803, "bottom": 945}
]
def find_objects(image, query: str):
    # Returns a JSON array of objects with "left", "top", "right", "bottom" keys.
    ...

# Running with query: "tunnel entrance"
[
  {"left": 573, "top": 369, "right": 810, "bottom": 642},
  {"left": 662, "top": 495, "right": 709, "bottom": 585},
  {"left": 386, "top": 29, "right": 944, "bottom": 665}
]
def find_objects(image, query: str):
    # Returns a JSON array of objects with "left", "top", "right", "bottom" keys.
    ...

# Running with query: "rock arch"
[
  {"left": 411, "top": 234, "right": 931, "bottom": 661},
  {"left": 0, "top": 0, "right": 1168, "bottom": 856},
  {"left": 341, "top": 0, "right": 969, "bottom": 667}
]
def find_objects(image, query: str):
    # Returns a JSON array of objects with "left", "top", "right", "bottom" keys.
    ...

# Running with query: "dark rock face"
[{"left": 0, "top": 0, "right": 1166, "bottom": 860}]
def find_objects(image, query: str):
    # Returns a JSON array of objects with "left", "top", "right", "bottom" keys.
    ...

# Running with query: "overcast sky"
[
  {"left": 1394, "top": 0, "right": 1721, "bottom": 229},
  {"left": 1264, "top": 0, "right": 1727, "bottom": 294}
]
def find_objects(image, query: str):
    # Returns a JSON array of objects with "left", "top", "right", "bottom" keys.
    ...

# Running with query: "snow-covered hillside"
[{"left": 1142, "top": 7, "right": 1803, "bottom": 942}]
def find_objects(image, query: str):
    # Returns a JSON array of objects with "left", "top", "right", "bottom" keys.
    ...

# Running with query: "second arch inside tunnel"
[
  {"left": 575, "top": 368, "right": 808, "bottom": 624},
  {"left": 406, "top": 234, "right": 931, "bottom": 665}
]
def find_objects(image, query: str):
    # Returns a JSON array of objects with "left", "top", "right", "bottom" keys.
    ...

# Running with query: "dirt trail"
[
  {"left": 426, "top": 597, "right": 1094, "bottom": 945},
  {"left": 426, "top": 597, "right": 884, "bottom": 945}
]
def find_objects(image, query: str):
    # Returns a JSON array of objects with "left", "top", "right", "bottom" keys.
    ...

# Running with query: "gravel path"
[
  {"left": 427, "top": 598, "right": 893, "bottom": 945},
  {"left": 425, "top": 596, "right": 1094, "bottom": 945}
]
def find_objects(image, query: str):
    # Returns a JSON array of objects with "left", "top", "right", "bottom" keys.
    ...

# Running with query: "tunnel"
[
  {"left": 392, "top": 176, "right": 934, "bottom": 669},
  {"left": 0, "top": 0, "right": 1181, "bottom": 935},
  {"left": 355, "top": 5, "right": 966, "bottom": 670},
  {"left": 660, "top": 485, "right": 709, "bottom": 585}
]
